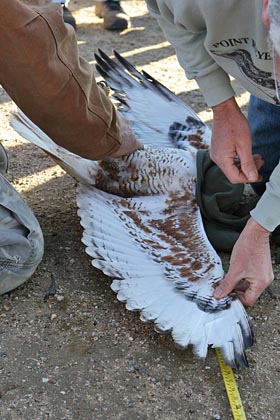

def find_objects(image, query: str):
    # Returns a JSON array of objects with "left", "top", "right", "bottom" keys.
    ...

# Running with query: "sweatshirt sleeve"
[
  {"left": 146, "top": 0, "right": 235, "bottom": 106},
  {"left": 251, "top": 162, "right": 280, "bottom": 232}
]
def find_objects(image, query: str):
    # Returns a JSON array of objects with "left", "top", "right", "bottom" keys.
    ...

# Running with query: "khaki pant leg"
[
  {"left": 0, "top": 0, "right": 121, "bottom": 160},
  {"left": 0, "top": 175, "right": 44, "bottom": 295}
]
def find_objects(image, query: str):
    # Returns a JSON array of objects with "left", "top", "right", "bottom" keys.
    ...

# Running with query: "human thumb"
[
  {"left": 240, "top": 157, "right": 259, "bottom": 183},
  {"left": 213, "top": 274, "right": 240, "bottom": 300}
]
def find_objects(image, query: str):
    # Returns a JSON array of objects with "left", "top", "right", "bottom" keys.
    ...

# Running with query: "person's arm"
[
  {"left": 210, "top": 97, "right": 262, "bottom": 183},
  {"left": 251, "top": 162, "right": 280, "bottom": 231},
  {"left": 110, "top": 113, "right": 143, "bottom": 158},
  {"left": 213, "top": 217, "right": 273, "bottom": 307},
  {"left": 213, "top": 162, "right": 280, "bottom": 306},
  {"left": 145, "top": 0, "right": 234, "bottom": 106},
  {"left": 145, "top": 1, "right": 260, "bottom": 183},
  {"left": 0, "top": 0, "right": 142, "bottom": 160}
]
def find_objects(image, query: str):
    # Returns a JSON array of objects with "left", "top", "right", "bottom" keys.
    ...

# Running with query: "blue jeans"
[{"left": 248, "top": 95, "right": 280, "bottom": 195}]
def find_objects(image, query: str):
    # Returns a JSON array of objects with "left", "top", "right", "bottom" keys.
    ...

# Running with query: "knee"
[{"left": 0, "top": 176, "right": 44, "bottom": 295}]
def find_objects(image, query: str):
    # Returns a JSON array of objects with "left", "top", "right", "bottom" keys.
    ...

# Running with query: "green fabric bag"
[{"left": 195, "top": 150, "right": 259, "bottom": 251}]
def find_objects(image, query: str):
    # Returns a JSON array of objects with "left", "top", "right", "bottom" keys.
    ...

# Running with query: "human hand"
[
  {"left": 210, "top": 97, "right": 263, "bottom": 184},
  {"left": 213, "top": 217, "right": 274, "bottom": 307},
  {"left": 110, "top": 113, "right": 144, "bottom": 158}
]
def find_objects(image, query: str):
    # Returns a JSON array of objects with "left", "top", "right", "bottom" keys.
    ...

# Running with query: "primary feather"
[
  {"left": 95, "top": 49, "right": 211, "bottom": 152},
  {"left": 10, "top": 51, "right": 253, "bottom": 368}
]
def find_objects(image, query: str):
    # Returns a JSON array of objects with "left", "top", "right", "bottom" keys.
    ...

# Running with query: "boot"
[{"left": 95, "top": 0, "right": 130, "bottom": 31}]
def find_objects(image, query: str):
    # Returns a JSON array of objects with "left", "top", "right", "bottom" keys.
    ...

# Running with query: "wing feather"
[
  {"left": 95, "top": 49, "right": 211, "bottom": 151},
  {"left": 77, "top": 184, "right": 252, "bottom": 367},
  {"left": 10, "top": 51, "right": 253, "bottom": 368}
]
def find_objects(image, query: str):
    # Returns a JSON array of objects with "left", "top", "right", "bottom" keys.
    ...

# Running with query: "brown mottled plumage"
[{"left": 11, "top": 51, "right": 253, "bottom": 368}]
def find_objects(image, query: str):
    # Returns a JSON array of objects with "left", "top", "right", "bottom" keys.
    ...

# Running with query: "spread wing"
[
  {"left": 95, "top": 49, "right": 211, "bottom": 152},
  {"left": 10, "top": 53, "right": 253, "bottom": 368},
  {"left": 78, "top": 185, "right": 252, "bottom": 368}
]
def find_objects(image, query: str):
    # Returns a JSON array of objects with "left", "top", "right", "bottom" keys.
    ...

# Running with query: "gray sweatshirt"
[{"left": 146, "top": 0, "right": 280, "bottom": 232}]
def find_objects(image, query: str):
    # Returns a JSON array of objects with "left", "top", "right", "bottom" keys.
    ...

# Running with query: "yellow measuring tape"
[{"left": 215, "top": 349, "right": 247, "bottom": 420}]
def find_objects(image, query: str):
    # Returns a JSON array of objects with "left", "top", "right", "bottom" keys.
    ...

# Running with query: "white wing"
[
  {"left": 77, "top": 185, "right": 252, "bottom": 368},
  {"left": 12, "top": 110, "right": 97, "bottom": 186},
  {"left": 10, "top": 52, "right": 253, "bottom": 368},
  {"left": 95, "top": 50, "right": 211, "bottom": 151}
]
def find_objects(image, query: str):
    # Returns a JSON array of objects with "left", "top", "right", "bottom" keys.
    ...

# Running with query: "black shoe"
[
  {"left": 95, "top": 1, "right": 131, "bottom": 31},
  {"left": 63, "top": 6, "right": 77, "bottom": 30}
]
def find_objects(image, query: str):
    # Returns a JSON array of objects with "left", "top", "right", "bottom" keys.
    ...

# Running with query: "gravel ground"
[{"left": 1, "top": 1, "right": 280, "bottom": 419}]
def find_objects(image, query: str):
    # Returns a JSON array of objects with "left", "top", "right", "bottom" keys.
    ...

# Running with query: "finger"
[
  {"left": 233, "top": 154, "right": 264, "bottom": 173},
  {"left": 241, "top": 159, "right": 259, "bottom": 182},
  {"left": 234, "top": 279, "right": 250, "bottom": 293},
  {"left": 252, "top": 154, "right": 264, "bottom": 171},
  {"left": 238, "top": 287, "right": 263, "bottom": 307},
  {"left": 218, "top": 158, "right": 250, "bottom": 184},
  {"left": 223, "top": 158, "right": 262, "bottom": 184},
  {"left": 213, "top": 272, "right": 242, "bottom": 300},
  {"left": 252, "top": 153, "right": 263, "bottom": 161},
  {"left": 209, "top": 152, "right": 261, "bottom": 184},
  {"left": 236, "top": 146, "right": 259, "bottom": 182}
]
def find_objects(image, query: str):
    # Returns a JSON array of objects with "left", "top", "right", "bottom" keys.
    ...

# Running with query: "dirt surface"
[{"left": 1, "top": 1, "right": 280, "bottom": 419}]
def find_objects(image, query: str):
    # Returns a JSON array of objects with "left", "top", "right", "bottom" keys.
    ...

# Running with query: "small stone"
[
  {"left": 51, "top": 313, "right": 57, "bottom": 320},
  {"left": 56, "top": 295, "right": 64, "bottom": 302},
  {"left": 179, "top": 391, "right": 191, "bottom": 400}
]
